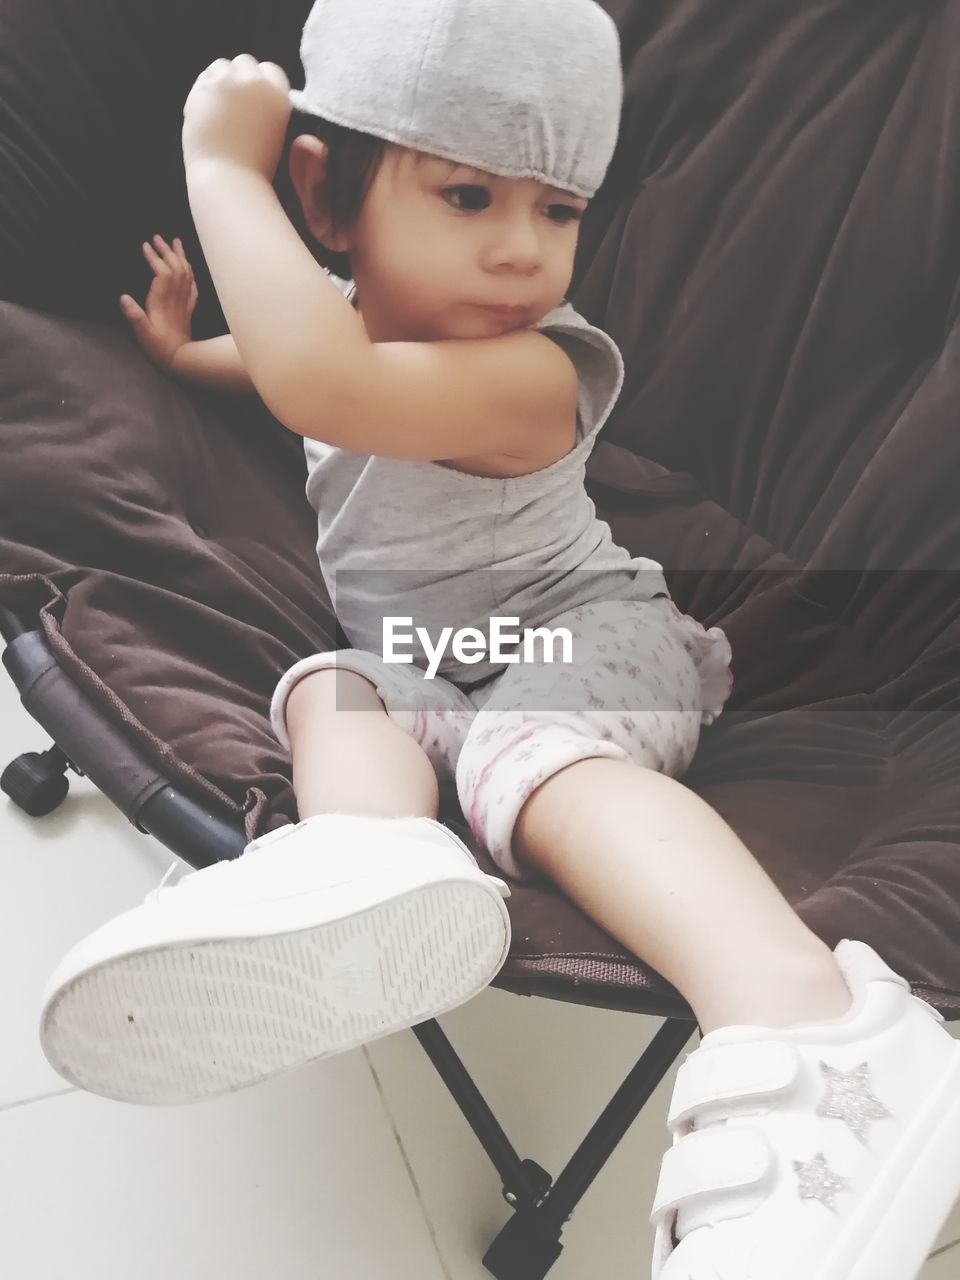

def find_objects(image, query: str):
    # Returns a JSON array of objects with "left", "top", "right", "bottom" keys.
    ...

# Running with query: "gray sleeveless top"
[{"left": 303, "top": 275, "right": 668, "bottom": 684}]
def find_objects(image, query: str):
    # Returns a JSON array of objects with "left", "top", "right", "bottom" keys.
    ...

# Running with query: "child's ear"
[{"left": 288, "top": 136, "right": 350, "bottom": 253}]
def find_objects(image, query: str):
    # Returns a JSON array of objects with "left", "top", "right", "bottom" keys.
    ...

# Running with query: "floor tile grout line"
[
  {"left": 363, "top": 1043, "right": 455, "bottom": 1280},
  {"left": 363, "top": 1043, "right": 456, "bottom": 1279},
  {"left": 0, "top": 1086, "right": 76, "bottom": 1112},
  {"left": 927, "top": 1233, "right": 960, "bottom": 1261}
]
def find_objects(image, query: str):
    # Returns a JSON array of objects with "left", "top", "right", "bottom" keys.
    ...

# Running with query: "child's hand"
[
  {"left": 119, "top": 235, "right": 198, "bottom": 370},
  {"left": 182, "top": 55, "right": 291, "bottom": 179}
]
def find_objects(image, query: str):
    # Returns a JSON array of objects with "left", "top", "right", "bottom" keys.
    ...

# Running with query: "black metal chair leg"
[
  {"left": 411, "top": 1018, "right": 549, "bottom": 1213},
  {"left": 412, "top": 1013, "right": 696, "bottom": 1279},
  {"left": 534, "top": 1017, "right": 697, "bottom": 1225}
]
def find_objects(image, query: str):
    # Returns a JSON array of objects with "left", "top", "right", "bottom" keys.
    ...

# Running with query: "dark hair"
[{"left": 277, "top": 111, "right": 388, "bottom": 279}]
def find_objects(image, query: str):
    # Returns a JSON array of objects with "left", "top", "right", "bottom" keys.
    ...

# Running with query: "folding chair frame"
[{"left": 1, "top": 603, "right": 696, "bottom": 1279}]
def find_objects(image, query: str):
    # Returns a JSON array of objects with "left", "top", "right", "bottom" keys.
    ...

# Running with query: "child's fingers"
[
  {"left": 119, "top": 294, "right": 148, "bottom": 327},
  {"left": 152, "top": 233, "right": 184, "bottom": 271},
  {"left": 174, "top": 241, "right": 196, "bottom": 284},
  {"left": 142, "top": 240, "right": 169, "bottom": 275}
]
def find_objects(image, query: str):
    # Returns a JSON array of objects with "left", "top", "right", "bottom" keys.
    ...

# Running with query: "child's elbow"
[{"left": 255, "top": 361, "right": 353, "bottom": 446}]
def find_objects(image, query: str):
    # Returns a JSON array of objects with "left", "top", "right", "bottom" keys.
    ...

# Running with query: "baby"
[{"left": 39, "top": 3, "right": 960, "bottom": 1277}]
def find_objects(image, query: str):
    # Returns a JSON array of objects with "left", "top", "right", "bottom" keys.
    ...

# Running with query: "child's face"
[{"left": 343, "top": 146, "right": 589, "bottom": 342}]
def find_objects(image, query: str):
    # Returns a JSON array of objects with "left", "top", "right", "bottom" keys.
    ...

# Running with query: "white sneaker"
[
  {"left": 650, "top": 939, "right": 960, "bottom": 1280},
  {"left": 39, "top": 813, "right": 512, "bottom": 1106}
]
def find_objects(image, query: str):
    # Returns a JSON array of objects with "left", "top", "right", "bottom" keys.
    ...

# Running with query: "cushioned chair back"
[{"left": 1, "top": 0, "right": 958, "bottom": 1010}]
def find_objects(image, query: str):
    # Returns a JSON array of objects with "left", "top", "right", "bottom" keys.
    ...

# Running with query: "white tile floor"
[{"left": 1, "top": 641, "right": 958, "bottom": 1279}]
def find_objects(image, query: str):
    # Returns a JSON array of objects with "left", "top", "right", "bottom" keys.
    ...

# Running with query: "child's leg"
[
  {"left": 286, "top": 668, "right": 440, "bottom": 819},
  {"left": 37, "top": 654, "right": 503, "bottom": 1107},
  {"left": 513, "top": 757, "right": 853, "bottom": 1035},
  {"left": 456, "top": 598, "right": 851, "bottom": 1036},
  {"left": 454, "top": 607, "right": 959, "bottom": 1280},
  {"left": 272, "top": 651, "right": 479, "bottom": 819}
]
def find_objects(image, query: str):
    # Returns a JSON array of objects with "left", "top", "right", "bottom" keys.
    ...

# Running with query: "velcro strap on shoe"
[
  {"left": 650, "top": 1125, "right": 774, "bottom": 1230},
  {"left": 668, "top": 1039, "right": 798, "bottom": 1132}
]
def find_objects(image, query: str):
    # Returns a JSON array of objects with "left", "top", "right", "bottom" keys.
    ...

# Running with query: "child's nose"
[{"left": 487, "top": 215, "right": 543, "bottom": 273}]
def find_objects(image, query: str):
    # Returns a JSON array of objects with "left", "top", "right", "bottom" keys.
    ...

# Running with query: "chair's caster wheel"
[{"left": 1, "top": 747, "right": 72, "bottom": 816}]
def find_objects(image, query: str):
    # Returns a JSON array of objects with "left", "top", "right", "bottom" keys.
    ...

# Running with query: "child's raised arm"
[
  {"left": 182, "top": 60, "right": 579, "bottom": 466},
  {"left": 120, "top": 234, "right": 254, "bottom": 394}
]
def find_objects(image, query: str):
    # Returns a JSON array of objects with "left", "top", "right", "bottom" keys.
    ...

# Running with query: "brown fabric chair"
[{"left": 2, "top": 1, "right": 958, "bottom": 1274}]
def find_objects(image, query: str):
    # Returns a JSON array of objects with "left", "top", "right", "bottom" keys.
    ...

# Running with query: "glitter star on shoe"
[{"left": 649, "top": 939, "right": 960, "bottom": 1280}]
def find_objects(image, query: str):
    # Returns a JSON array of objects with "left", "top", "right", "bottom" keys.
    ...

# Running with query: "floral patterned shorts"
[{"left": 271, "top": 596, "right": 733, "bottom": 883}]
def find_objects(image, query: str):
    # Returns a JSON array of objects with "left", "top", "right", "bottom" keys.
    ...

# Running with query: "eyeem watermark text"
[{"left": 383, "top": 616, "right": 573, "bottom": 679}]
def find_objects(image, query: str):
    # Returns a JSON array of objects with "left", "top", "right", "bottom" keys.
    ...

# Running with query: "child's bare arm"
[
  {"left": 120, "top": 234, "right": 255, "bottom": 394},
  {"left": 167, "top": 333, "right": 252, "bottom": 392},
  {"left": 181, "top": 62, "right": 576, "bottom": 460},
  {"left": 188, "top": 165, "right": 577, "bottom": 460}
]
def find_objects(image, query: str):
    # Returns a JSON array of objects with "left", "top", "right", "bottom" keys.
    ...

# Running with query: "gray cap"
[{"left": 288, "top": 0, "right": 623, "bottom": 199}]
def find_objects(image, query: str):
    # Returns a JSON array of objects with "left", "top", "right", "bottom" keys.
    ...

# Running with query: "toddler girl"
[{"left": 39, "top": 2, "right": 960, "bottom": 1276}]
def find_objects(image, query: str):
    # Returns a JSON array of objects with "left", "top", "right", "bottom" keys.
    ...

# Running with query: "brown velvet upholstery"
[{"left": 2, "top": 0, "right": 958, "bottom": 1014}]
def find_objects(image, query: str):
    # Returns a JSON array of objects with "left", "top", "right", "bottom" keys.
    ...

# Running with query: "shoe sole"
[
  {"left": 41, "top": 879, "right": 509, "bottom": 1106},
  {"left": 822, "top": 1037, "right": 960, "bottom": 1280}
]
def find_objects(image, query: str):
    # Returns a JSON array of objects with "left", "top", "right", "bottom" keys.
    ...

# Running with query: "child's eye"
[
  {"left": 442, "top": 185, "right": 491, "bottom": 211},
  {"left": 547, "top": 204, "right": 583, "bottom": 224},
  {"left": 440, "top": 187, "right": 582, "bottom": 224}
]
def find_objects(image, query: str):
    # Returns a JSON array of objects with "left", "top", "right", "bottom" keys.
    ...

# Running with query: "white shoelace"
[{"left": 146, "top": 859, "right": 183, "bottom": 906}]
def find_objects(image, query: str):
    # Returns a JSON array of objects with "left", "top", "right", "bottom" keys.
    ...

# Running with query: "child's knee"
[
  {"left": 271, "top": 649, "right": 396, "bottom": 749},
  {"left": 455, "top": 711, "right": 631, "bottom": 882},
  {"left": 286, "top": 667, "right": 385, "bottom": 729}
]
